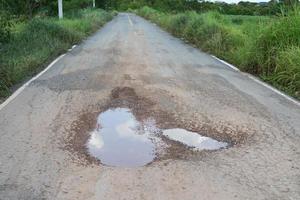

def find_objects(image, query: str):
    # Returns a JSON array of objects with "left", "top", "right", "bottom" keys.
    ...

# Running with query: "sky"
[{"left": 208, "top": 0, "right": 269, "bottom": 3}]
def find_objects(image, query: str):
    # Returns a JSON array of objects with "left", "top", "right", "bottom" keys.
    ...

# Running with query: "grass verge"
[
  {"left": 136, "top": 6, "right": 300, "bottom": 100},
  {"left": 0, "top": 8, "right": 115, "bottom": 100}
]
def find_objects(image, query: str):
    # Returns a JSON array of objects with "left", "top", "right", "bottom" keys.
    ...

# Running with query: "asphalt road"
[{"left": 0, "top": 13, "right": 299, "bottom": 200}]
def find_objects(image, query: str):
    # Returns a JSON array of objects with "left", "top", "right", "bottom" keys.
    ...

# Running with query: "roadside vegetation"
[
  {"left": 135, "top": 6, "right": 300, "bottom": 99},
  {"left": 99, "top": 0, "right": 300, "bottom": 99},
  {"left": 0, "top": 5, "right": 114, "bottom": 99},
  {"left": 1, "top": 0, "right": 299, "bottom": 100},
  {"left": 100, "top": 0, "right": 283, "bottom": 16}
]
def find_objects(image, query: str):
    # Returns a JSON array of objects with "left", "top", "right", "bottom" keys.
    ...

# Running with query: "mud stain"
[{"left": 64, "top": 87, "right": 246, "bottom": 166}]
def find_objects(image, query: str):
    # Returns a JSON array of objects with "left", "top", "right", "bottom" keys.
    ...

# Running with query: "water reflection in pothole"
[
  {"left": 163, "top": 129, "right": 228, "bottom": 150},
  {"left": 86, "top": 108, "right": 228, "bottom": 167},
  {"left": 87, "top": 108, "right": 160, "bottom": 167}
]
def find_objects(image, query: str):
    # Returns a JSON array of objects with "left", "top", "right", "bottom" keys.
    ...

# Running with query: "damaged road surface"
[{"left": 0, "top": 13, "right": 299, "bottom": 200}]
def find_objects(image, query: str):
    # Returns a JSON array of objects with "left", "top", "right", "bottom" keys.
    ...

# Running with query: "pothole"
[
  {"left": 65, "top": 87, "right": 243, "bottom": 167},
  {"left": 86, "top": 108, "right": 159, "bottom": 167},
  {"left": 162, "top": 129, "right": 228, "bottom": 151},
  {"left": 86, "top": 107, "right": 228, "bottom": 167}
]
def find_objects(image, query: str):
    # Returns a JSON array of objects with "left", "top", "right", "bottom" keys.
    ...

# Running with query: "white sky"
[{"left": 208, "top": 0, "right": 269, "bottom": 3}]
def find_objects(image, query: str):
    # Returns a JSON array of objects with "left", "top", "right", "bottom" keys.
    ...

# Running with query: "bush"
[
  {"left": 0, "top": 11, "right": 12, "bottom": 44},
  {"left": 269, "top": 47, "right": 300, "bottom": 97},
  {"left": 250, "top": 11, "right": 300, "bottom": 75},
  {"left": 64, "top": 0, "right": 91, "bottom": 11},
  {"left": 137, "top": 6, "right": 161, "bottom": 20},
  {"left": 202, "top": 25, "right": 245, "bottom": 58},
  {"left": 167, "top": 13, "right": 190, "bottom": 36}
]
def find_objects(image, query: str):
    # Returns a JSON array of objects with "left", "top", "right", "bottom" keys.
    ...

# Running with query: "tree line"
[
  {"left": 0, "top": 0, "right": 94, "bottom": 17},
  {"left": 99, "top": 0, "right": 298, "bottom": 15},
  {"left": 1, "top": 0, "right": 299, "bottom": 18}
]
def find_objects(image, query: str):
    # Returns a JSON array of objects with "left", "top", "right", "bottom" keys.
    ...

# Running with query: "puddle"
[
  {"left": 62, "top": 87, "right": 238, "bottom": 167},
  {"left": 86, "top": 108, "right": 159, "bottom": 167},
  {"left": 86, "top": 107, "right": 228, "bottom": 167},
  {"left": 163, "top": 129, "right": 228, "bottom": 151}
]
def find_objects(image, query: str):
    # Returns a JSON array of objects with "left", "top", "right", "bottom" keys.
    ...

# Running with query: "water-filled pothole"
[
  {"left": 86, "top": 107, "right": 228, "bottom": 167},
  {"left": 86, "top": 108, "right": 159, "bottom": 167},
  {"left": 162, "top": 129, "right": 228, "bottom": 151},
  {"left": 65, "top": 87, "right": 241, "bottom": 167}
]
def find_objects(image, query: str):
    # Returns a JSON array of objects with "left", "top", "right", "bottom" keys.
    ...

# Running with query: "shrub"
[
  {"left": 251, "top": 11, "right": 300, "bottom": 75},
  {"left": 0, "top": 11, "right": 12, "bottom": 44},
  {"left": 203, "top": 26, "right": 245, "bottom": 58},
  {"left": 268, "top": 46, "right": 300, "bottom": 97},
  {"left": 137, "top": 6, "right": 160, "bottom": 20},
  {"left": 182, "top": 13, "right": 204, "bottom": 43},
  {"left": 167, "top": 13, "right": 190, "bottom": 36}
]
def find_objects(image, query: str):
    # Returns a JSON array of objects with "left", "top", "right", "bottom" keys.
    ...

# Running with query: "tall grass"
[
  {"left": 137, "top": 6, "right": 300, "bottom": 99},
  {"left": 0, "top": 9, "right": 114, "bottom": 99}
]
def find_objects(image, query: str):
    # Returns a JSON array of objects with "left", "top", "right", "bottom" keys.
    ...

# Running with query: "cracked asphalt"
[{"left": 0, "top": 13, "right": 299, "bottom": 200}]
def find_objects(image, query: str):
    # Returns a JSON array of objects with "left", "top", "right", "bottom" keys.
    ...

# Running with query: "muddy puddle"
[
  {"left": 86, "top": 107, "right": 228, "bottom": 167},
  {"left": 162, "top": 129, "right": 228, "bottom": 151},
  {"left": 86, "top": 108, "right": 159, "bottom": 167},
  {"left": 65, "top": 87, "right": 243, "bottom": 167}
]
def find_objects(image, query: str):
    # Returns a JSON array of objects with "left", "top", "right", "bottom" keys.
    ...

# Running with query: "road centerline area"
[
  {"left": 127, "top": 14, "right": 133, "bottom": 26},
  {"left": 0, "top": 13, "right": 299, "bottom": 200}
]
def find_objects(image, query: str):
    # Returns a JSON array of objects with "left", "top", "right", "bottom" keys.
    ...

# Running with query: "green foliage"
[
  {"left": 0, "top": 0, "right": 291, "bottom": 17},
  {"left": 249, "top": 10, "right": 300, "bottom": 75},
  {"left": 0, "top": 11, "right": 12, "bottom": 44},
  {"left": 99, "top": 0, "right": 286, "bottom": 16},
  {"left": 64, "top": 0, "right": 93, "bottom": 13},
  {"left": 1, "top": 0, "right": 96, "bottom": 18},
  {"left": 137, "top": 6, "right": 300, "bottom": 99},
  {"left": 268, "top": 46, "right": 300, "bottom": 96},
  {"left": 0, "top": 9, "right": 113, "bottom": 99}
]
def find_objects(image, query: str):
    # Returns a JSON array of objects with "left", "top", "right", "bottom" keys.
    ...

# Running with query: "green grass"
[
  {"left": 136, "top": 6, "right": 300, "bottom": 99},
  {"left": 0, "top": 8, "right": 114, "bottom": 99}
]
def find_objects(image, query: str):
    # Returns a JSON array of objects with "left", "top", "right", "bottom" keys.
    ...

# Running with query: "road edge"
[
  {"left": 0, "top": 45, "right": 77, "bottom": 111},
  {"left": 211, "top": 55, "right": 300, "bottom": 106},
  {"left": 134, "top": 13, "right": 300, "bottom": 107}
]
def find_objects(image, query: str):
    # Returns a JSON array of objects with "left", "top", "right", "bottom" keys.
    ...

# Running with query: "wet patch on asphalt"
[{"left": 64, "top": 87, "right": 246, "bottom": 167}]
